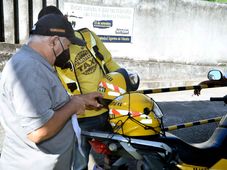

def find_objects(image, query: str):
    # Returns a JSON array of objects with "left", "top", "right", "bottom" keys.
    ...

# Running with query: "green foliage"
[{"left": 206, "top": 0, "right": 227, "bottom": 2}]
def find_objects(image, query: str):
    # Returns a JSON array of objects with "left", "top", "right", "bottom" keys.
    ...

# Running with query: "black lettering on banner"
[
  {"left": 98, "top": 35, "right": 131, "bottom": 43},
  {"left": 93, "top": 20, "right": 113, "bottom": 29}
]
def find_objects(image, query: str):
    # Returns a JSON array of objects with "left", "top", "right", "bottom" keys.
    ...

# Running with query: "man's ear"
[{"left": 49, "top": 36, "right": 58, "bottom": 47}]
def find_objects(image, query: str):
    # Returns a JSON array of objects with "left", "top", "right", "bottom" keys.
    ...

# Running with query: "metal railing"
[{"left": 0, "top": 0, "right": 59, "bottom": 44}]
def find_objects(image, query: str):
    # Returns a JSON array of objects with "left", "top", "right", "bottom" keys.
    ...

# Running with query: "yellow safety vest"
[{"left": 56, "top": 28, "right": 120, "bottom": 118}]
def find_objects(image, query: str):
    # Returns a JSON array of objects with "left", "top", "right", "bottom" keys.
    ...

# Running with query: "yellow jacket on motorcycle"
[{"left": 56, "top": 28, "right": 120, "bottom": 118}]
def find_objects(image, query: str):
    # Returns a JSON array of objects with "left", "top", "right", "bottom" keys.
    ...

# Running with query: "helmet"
[
  {"left": 98, "top": 68, "right": 140, "bottom": 105},
  {"left": 108, "top": 93, "right": 163, "bottom": 137}
]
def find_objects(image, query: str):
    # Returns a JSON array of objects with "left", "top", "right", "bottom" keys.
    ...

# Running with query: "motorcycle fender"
[
  {"left": 210, "top": 159, "right": 227, "bottom": 170},
  {"left": 176, "top": 163, "right": 208, "bottom": 170}
]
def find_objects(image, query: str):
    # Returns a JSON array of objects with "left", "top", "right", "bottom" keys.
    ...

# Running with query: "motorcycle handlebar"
[
  {"left": 210, "top": 97, "right": 225, "bottom": 101},
  {"left": 210, "top": 95, "right": 227, "bottom": 104}
]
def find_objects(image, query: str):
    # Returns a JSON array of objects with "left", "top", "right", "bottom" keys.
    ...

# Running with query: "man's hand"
[
  {"left": 193, "top": 79, "right": 227, "bottom": 96},
  {"left": 69, "top": 95, "right": 87, "bottom": 115},
  {"left": 69, "top": 92, "right": 103, "bottom": 115},
  {"left": 81, "top": 92, "right": 103, "bottom": 110},
  {"left": 194, "top": 86, "right": 202, "bottom": 96}
]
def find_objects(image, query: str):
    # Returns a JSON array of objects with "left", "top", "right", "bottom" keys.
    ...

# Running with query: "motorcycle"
[{"left": 82, "top": 69, "right": 227, "bottom": 170}]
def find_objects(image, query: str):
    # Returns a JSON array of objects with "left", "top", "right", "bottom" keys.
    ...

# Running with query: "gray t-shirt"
[{"left": 0, "top": 45, "right": 75, "bottom": 170}]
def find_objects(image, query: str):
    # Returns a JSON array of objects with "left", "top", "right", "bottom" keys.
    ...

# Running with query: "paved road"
[{"left": 150, "top": 87, "right": 227, "bottom": 143}]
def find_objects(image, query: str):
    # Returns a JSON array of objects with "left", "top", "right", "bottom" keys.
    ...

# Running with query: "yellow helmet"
[
  {"left": 98, "top": 68, "right": 140, "bottom": 105},
  {"left": 108, "top": 93, "right": 163, "bottom": 137}
]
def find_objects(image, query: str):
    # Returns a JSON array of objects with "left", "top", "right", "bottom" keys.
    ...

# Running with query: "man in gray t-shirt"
[{"left": 0, "top": 14, "right": 102, "bottom": 170}]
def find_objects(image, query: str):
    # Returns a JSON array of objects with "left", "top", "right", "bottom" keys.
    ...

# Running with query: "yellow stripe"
[
  {"left": 200, "top": 84, "right": 209, "bottom": 88},
  {"left": 185, "top": 86, "right": 193, "bottom": 90},
  {"left": 215, "top": 117, "right": 222, "bottom": 121},
  {"left": 164, "top": 117, "right": 222, "bottom": 131},
  {"left": 170, "top": 87, "right": 178, "bottom": 91},
  {"left": 167, "top": 125, "right": 178, "bottom": 131},
  {"left": 184, "top": 122, "right": 193, "bottom": 128},
  {"left": 153, "top": 89, "right": 162, "bottom": 93},
  {"left": 136, "top": 84, "right": 224, "bottom": 95},
  {"left": 199, "top": 120, "right": 208, "bottom": 124}
]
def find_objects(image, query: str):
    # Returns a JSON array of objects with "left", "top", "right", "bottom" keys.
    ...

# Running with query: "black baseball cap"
[
  {"left": 30, "top": 14, "right": 86, "bottom": 46},
  {"left": 38, "top": 6, "right": 63, "bottom": 19}
]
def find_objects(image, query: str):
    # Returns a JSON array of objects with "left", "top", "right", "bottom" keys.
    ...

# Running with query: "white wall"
[
  {"left": 3, "top": 0, "right": 227, "bottom": 65},
  {"left": 131, "top": 0, "right": 227, "bottom": 65},
  {"left": 61, "top": 0, "right": 227, "bottom": 65},
  {"left": 3, "top": 0, "right": 14, "bottom": 43}
]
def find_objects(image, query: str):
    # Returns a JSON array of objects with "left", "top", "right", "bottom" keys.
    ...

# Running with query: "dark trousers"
[{"left": 73, "top": 112, "right": 112, "bottom": 170}]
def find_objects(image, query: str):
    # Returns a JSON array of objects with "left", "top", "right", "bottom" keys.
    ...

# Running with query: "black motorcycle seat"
[{"left": 159, "top": 124, "right": 227, "bottom": 167}]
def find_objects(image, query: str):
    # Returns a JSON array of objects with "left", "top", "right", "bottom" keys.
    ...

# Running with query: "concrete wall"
[
  {"left": 117, "top": 58, "right": 227, "bottom": 89},
  {"left": 1, "top": 0, "right": 227, "bottom": 88},
  {"left": 2, "top": 0, "right": 227, "bottom": 65},
  {"left": 57, "top": 0, "right": 227, "bottom": 65},
  {"left": 1, "top": 42, "right": 227, "bottom": 89}
]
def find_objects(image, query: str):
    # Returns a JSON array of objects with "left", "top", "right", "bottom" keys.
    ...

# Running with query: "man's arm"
[
  {"left": 194, "top": 79, "right": 227, "bottom": 96},
  {"left": 27, "top": 92, "right": 102, "bottom": 143}
]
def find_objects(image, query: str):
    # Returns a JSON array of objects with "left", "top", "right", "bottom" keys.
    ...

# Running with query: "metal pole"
[
  {"left": 13, "top": 0, "right": 19, "bottom": 44},
  {"left": 56, "top": 0, "right": 59, "bottom": 8},
  {"left": 0, "top": 0, "right": 5, "bottom": 42},
  {"left": 42, "top": 0, "right": 46, "bottom": 8},
  {"left": 133, "top": 84, "right": 224, "bottom": 95},
  {"left": 163, "top": 116, "right": 222, "bottom": 131},
  {"left": 28, "top": 0, "right": 33, "bottom": 31}
]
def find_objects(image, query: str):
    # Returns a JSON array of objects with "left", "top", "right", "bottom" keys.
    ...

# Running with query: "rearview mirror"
[{"left": 207, "top": 70, "right": 223, "bottom": 80}]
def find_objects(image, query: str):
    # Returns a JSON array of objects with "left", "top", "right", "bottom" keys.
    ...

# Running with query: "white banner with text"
[{"left": 64, "top": 3, "right": 134, "bottom": 43}]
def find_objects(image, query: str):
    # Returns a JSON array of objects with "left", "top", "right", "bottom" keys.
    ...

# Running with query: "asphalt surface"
[
  {"left": 0, "top": 86, "right": 227, "bottom": 169},
  {"left": 150, "top": 87, "right": 227, "bottom": 143}
]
